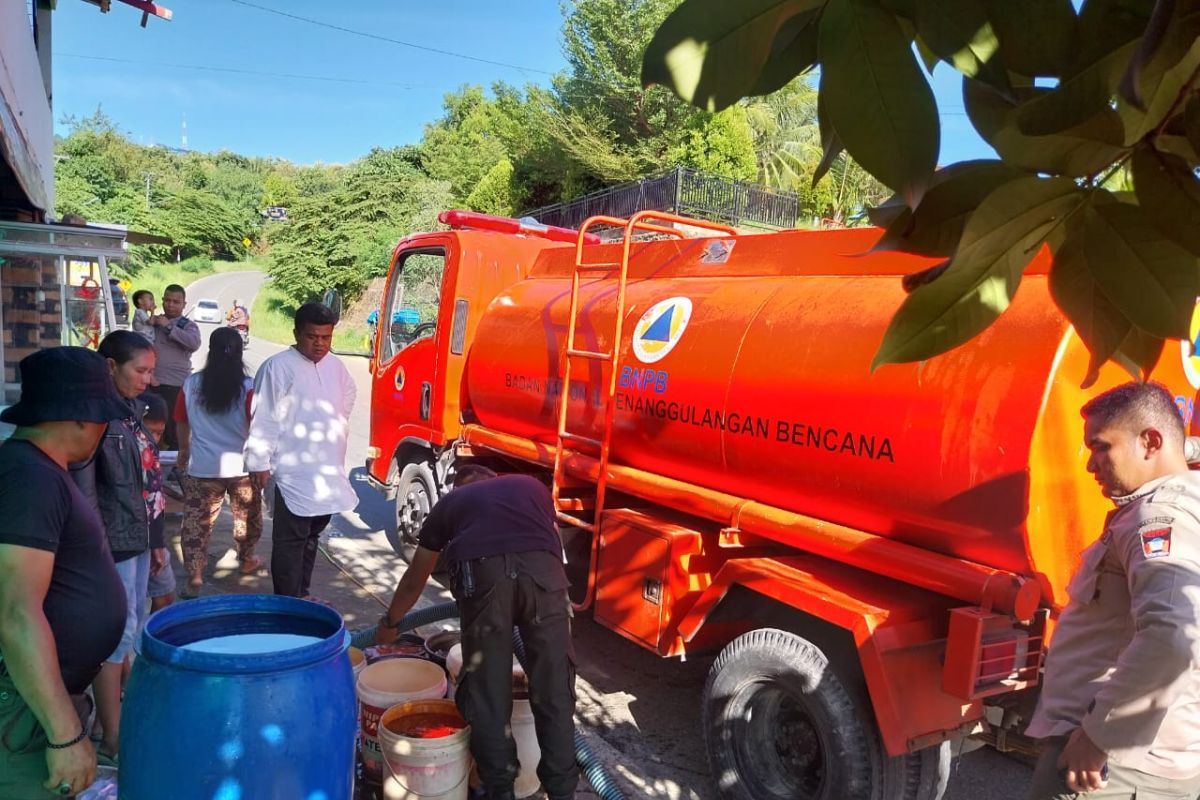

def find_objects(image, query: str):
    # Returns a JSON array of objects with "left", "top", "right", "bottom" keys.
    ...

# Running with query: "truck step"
[
  {"left": 555, "top": 496, "right": 596, "bottom": 512},
  {"left": 559, "top": 431, "right": 603, "bottom": 451},
  {"left": 566, "top": 347, "right": 613, "bottom": 361},
  {"left": 554, "top": 510, "right": 595, "bottom": 532}
]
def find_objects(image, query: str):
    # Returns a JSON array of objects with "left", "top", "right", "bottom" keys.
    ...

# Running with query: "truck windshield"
[{"left": 381, "top": 249, "right": 445, "bottom": 362}]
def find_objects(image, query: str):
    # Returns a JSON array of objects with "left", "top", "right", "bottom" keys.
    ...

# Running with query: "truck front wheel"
[
  {"left": 703, "top": 628, "right": 948, "bottom": 800},
  {"left": 395, "top": 461, "right": 436, "bottom": 560}
]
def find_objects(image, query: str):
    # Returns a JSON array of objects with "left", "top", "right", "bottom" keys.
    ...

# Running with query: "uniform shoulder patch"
[{"left": 1140, "top": 526, "right": 1173, "bottom": 559}]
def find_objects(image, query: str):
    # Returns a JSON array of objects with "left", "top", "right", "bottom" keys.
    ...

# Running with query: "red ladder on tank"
[{"left": 551, "top": 211, "right": 737, "bottom": 610}]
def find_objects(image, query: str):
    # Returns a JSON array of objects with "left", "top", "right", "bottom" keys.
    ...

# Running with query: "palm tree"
[{"left": 745, "top": 79, "right": 890, "bottom": 226}]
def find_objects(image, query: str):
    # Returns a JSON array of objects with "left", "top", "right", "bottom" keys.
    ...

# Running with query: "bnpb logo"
[{"left": 632, "top": 297, "right": 692, "bottom": 364}]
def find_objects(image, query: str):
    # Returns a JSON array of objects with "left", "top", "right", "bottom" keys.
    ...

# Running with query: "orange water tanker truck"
[{"left": 361, "top": 209, "right": 1200, "bottom": 800}]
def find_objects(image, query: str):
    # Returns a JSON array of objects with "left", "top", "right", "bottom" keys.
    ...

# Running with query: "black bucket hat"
[{"left": 1, "top": 347, "right": 130, "bottom": 427}]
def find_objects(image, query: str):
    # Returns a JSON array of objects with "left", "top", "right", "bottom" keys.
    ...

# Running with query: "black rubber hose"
[
  {"left": 348, "top": 601, "right": 459, "bottom": 649},
  {"left": 510, "top": 627, "right": 628, "bottom": 800}
]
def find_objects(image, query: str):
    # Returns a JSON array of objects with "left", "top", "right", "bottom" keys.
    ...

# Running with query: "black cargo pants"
[{"left": 452, "top": 550, "right": 579, "bottom": 800}]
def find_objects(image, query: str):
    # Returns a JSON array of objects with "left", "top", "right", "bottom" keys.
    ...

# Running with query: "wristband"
[{"left": 46, "top": 727, "right": 87, "bottom": 749}]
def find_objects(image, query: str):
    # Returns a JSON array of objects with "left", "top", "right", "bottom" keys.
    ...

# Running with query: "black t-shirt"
[
  {"left": 418, "top": 474, "right": 563, "bottom": 564},
  {"left": 0, "top": 441, "right": 127, "bottom": 693}
]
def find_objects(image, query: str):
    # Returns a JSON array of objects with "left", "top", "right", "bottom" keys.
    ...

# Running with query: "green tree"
[
  {"left": 465, "top": 157, "right": 517, "bottom": 216},
  {"left": 265, "top": 145, "right": 453, "bottom": 304},
  {"left": 744, "top": 79, "right": 888, "bottom": 223},
  {"left": 155, "top": 187, "right": 248, "bottom": 260},
  {"left": 420, "top": 87, "right": 509, "bottom": 200},
  {"left": 294, "top": 164, "right": 346, "bottom": 197},
  {"left": 261, "top": 170, "right": 299, "bottom": 210},
  {"left": 205, "top": 155, "right": 266, "bottom": 233},
  {"left": 669, "top": 106, "right": 758, "bottom": 181},
  {"left": 54, "top": 113, "right": 280, "bottom": 269}
]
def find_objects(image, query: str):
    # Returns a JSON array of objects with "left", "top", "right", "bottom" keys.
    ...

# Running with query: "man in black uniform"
[
  {"left": 378, "top": 465, "right": 578, "bottom": 800},
  {"left": 0, "top": 348, "right": 129, "bottom": 799}
]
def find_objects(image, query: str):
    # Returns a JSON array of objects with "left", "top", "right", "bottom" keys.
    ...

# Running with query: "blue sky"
[{"left": 51, "top": 0, "right": 991, "bottom": 167}]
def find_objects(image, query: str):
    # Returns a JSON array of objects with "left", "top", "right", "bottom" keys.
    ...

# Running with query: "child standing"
[
  {"left": 131, "top": 289, "right": 156, "bottom": 342},
  {"left": 140, "top": 392, "right": 177, "bottom": 610}
]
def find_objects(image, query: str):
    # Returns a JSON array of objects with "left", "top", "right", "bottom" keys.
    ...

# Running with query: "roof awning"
[
  {"left": 79, "top": 220, "right": 173, "bottom": 247},
  {"left": 80, "top": 0, "right": 173, "bottom": 27},
  {"left": 124, "top": 229, "right": 172, "bottom": 246}
]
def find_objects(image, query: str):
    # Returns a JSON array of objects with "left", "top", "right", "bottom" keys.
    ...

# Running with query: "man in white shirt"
[{"left": 244, "top": 302, "right": 358, "bottom": 598}]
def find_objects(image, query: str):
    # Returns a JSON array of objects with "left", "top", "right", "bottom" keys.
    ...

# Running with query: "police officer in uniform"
[
  {"left": 377, "top": 465, "right": 578, "bottom": 800},
  {"left": 1026, "top": 381, "right": 1200, "bottom": 799}
]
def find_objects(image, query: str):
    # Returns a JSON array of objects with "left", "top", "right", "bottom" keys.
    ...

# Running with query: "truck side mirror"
[{"left": 322, "top": 289, "right": 343, "bottom": 320}]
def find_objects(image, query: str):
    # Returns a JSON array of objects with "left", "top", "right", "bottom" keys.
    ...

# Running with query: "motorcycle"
[{"left": 227, "top": 321, "right": 250, "bottom": 346}]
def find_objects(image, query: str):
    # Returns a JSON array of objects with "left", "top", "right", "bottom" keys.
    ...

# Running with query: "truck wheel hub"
[
  {"left": 397, "top": 482, "right": 431, "bottom": 540},
  {"left": 733, "top": 682, "right": 825, "bottom": 799}
]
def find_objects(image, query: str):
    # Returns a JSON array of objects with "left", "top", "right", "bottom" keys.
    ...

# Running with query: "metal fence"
[{"left": 523, "top": 167, "right": 799, "bottom": 232}]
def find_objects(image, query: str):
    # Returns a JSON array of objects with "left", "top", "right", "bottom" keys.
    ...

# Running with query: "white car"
[{"left": 193, "top": 299, "right": 222, "bottom": 323}]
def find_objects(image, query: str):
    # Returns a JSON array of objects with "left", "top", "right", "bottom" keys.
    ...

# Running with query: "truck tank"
[{"left": 463, "top": 227, "right": 1200, "bottom": 606}]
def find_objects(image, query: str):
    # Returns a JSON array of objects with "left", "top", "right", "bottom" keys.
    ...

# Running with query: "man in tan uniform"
[{"left": 1026, "top": 381, "right": 1200, "bottom": 799}]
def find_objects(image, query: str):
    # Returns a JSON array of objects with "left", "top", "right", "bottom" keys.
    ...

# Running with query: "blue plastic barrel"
[{"left": 120, "top": 594, "right": 357, "bottom": 800}]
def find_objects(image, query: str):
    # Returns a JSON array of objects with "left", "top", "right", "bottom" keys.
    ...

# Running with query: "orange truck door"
[{"left": 369, "top": 240, "right": 455, "bottom": 482}]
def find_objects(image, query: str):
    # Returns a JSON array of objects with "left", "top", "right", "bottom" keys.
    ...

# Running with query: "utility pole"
[{"left": 143, "top": 172, "right": 156, "bottom": 210}]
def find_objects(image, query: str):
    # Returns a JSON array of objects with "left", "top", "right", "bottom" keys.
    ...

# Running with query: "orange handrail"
[{"left": 551, "top": 210, "right": 738, "bottom": 612}]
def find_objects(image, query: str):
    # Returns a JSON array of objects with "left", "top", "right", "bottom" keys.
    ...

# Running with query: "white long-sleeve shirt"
[{"left": 244, "top": 347, "right": 358, "bottom": 517}]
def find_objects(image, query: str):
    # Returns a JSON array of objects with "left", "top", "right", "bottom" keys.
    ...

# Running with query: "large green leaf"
[
  {"left": 1048, "top": 219, "right": 1132, "bottom": 387},
  {"left": 914, "top": 34, "right": 940, "bottom": 74},
  {"left": 964, "top": 79, "right": 1127, "bottom": 176},
  {"left": 914, "top": 0, "right": 1006, "bottom": 88},
  {"left": 1118, "top": 7, "right": 1200, "bottom": 143},
  {"left": 875, "top": 159, "right": 1025, "bottom": 256},
  {"left": 819, "top": 0, "right": 939, "bottom": 205},
  {"left": 749, "top": 9, "right": 822, "bottom": 96},
  {"left": 1132, "top": 146, "right": 1200, "bottom": 257},
  {"left": 984, "top": 0, "right": 1077, "bottom": 77},
  {"left": 1015, "top": 41, "right": 1138, "bottom": 136},
  {"left": 1155, "top": 134, "right": 1200, "bottom": 166},
  {"left": 872, "top": 176, "right": 1082, "bottom": 367},
  {"left": 812, "top": 128, "right": 844, "bottom": 187},
  {"left": 1081, "top": 200, "right": 1200, "bottom": 339},
  {"left": 812, "top": 89, "right": 844, "bottom": 185},
  {"left": 867, "top": 192, "right": 911, "bottom": 229},
  {"left": 641, "top": 0, "right": 824, "bottom": 112},
  {"left": 879, "top": 0, "right": 915, "bottom": 18},
  {"left": 1113, "top": 328, "right": 1167, "bottom": 381},
  {"left": 1117, "top": 0, "right": 1175, "bottom": 108},
  {"left": 1073, "top": 0, "right": 1151, "bottom": 72},
  {"left": 1185, "top": 95, "right": 1200, "bottom": 158}
]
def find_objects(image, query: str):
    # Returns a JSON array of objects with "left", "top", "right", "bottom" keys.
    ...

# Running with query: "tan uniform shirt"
[{"left": 1027, "top": 472, "right": 1200, "bottom": 778}]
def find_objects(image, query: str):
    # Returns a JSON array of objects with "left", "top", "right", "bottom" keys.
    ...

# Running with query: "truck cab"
[{"left": 363, "top": 211, "right": 587, "bottom": 549}]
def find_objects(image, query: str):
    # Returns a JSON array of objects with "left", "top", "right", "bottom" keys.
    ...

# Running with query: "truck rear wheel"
[
  {"left": 703, "top": 628, "right": 948, "bottom": 800},
  {"left": 395, "top": 461, "right": 436, "bottom": 561}
]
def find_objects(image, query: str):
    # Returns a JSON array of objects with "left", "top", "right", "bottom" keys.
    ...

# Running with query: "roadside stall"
[{"left": 0, "top": 219, "right": 125, "bottom": 405}]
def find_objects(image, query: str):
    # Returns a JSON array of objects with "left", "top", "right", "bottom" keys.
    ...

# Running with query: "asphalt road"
[
  {"left": 183, "top": 269, "right": 272, "bottom": 370},
  {"left": 183, "top": 270, "right": 1035, "bottom": 800}
]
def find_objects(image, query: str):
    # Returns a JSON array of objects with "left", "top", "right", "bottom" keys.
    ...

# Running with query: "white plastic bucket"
[
  {"left": 444, "top": 644, "right": 541, "bottom": 798},
  {"left": 445, "top": 644, "right": 464, "bottom": 701},
  {"left": 357, "top": 658, "right": 448, "bottom": 784},
  {"left": 511, "top": 699, "right": 541, "bottom": 798},
  {"left": 379, "top": 699, "right": 471, "bottom": 800},
  {"left": 348, "top": 646, "right": 366, "bottom": 679}
]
